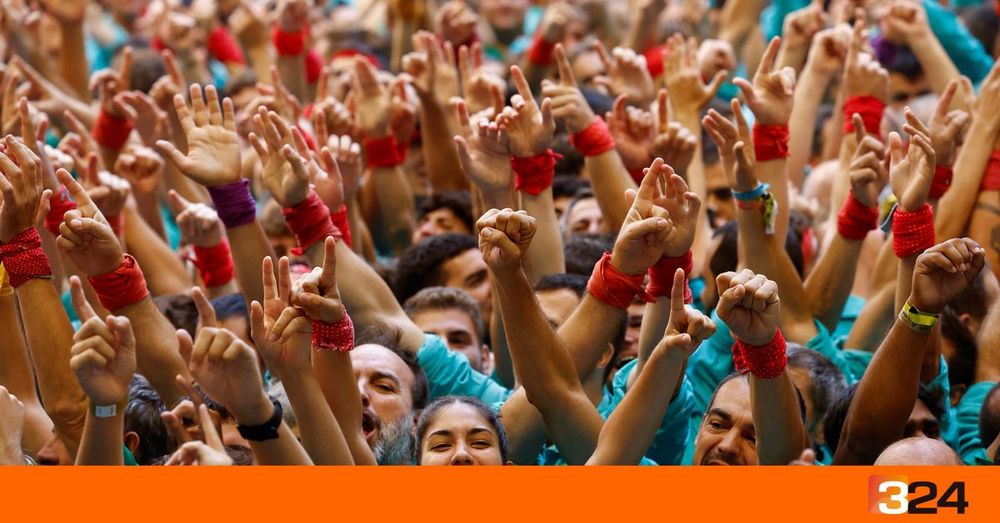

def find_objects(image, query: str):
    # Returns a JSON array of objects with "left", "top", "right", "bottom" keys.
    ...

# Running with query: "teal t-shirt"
[
  {"left": 956, "top": 381, "right": 996, "bottom": 465},
  {"left": 416, "top": 334, "right": 512, "bottom": 404}
]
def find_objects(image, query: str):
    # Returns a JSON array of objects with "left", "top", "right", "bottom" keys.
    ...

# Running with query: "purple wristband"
[{"left": 208, "top": 180, "right": 256, "bottom": 228}]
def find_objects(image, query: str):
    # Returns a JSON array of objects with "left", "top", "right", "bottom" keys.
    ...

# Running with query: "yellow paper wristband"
[
  {"left": 0, "top": 263, "right": 12, "bottom": 297},
  {"left": 899, "top": 301, "right": 939, "bottom": 333}
]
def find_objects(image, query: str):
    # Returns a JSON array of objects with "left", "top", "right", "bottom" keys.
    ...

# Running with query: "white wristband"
[{"left": 94, "top": 404, "right": 118, "bottom": 418}]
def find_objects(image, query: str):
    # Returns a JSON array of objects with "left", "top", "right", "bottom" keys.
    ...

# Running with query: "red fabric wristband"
[
  {"left": 193, "top": 239, "right": 235, "bottom": 288},
  {"left": 646, "top": 251, "right": 693, "bottom": 303},
  {"left": 88, "top": 254, "right": 149, "bottom": 311},
  {"left": 512, "top": 149, "right": 559, "bottom": 196},
  {"left": 929, "top": 165, "right": 953, "bottom": 199},
  {"left": 752, "top": 123, "right": 790, "bottom": 162},
  {"left": 45, "top": 186, "right": 77, "bottom": 237},
  {"left": 843, "top": 95, "right": 886, "bottom": 137},
  {"left": 282, "top": 191, "right": 341, "bottom": 254},
  {"left": 527, "top": 36, "right": 556, "bottom": 66},
  {"left": 586, "top": 252, "right": 653, "bottom": 309},
  {"left": 272, "top": 26, "right": 306, "bottom": 56},
  {"left": 0, "top": 228, "right": 52, "bottom": 287},
  {"left": 330, "top": 205, "right": 353, "bottom": 249},
  {"left": 306, "top": 49, "right": 322, "bottom": 84},
  {"left": 836, "top": 191, "right": 879, "bottom": 241},
  {"left": 312, "top": 310, "right": 355, "bottom": 352},
  {"left": 981, "top": 150, "right": 1000, "bottom": 192},
  {"left": 207, "top": 26, "right": 246, "bottom": 65},
  {"left": 364, "top": 136, "right": 404, "bottom": 168},
  {"left": 892, "top": 204, "right": 935, "bottom": 258},
  {"left": 93, "top": 109, "right": 133, "bottom": 151},
  {"left": 734, "top": 329, "right": 787, "bottom": 379},
  {"left": 569, "top": 117, "right": 616, "bottom": 157}
]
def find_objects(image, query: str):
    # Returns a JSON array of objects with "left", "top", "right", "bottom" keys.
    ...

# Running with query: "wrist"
[
  {"left": 900, "top": 298, "right": 942, "bottom": 328},
  {"left": 232, "top": 393, "right": 275, "bottom": 427},
  {"left": 89, "top": 398, "right": 127, "bottom": 419}
]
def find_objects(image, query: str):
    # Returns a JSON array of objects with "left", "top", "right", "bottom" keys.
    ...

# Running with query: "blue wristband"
[{"left": 732, "top": 183, "right": 769, "bottom": 201}]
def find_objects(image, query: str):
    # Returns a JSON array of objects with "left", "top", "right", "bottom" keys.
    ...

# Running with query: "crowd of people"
[{"left": 0, "top": 0, "right": 999, "bottom": 467}]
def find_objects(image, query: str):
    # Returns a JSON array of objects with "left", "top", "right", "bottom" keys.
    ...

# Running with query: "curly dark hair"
[{"left": 392, "top": 233, "right": 478, "bottom": 306}]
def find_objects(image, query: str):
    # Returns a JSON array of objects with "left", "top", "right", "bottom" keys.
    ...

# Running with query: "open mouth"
[{"left": 361, "top": 412, "right": 378, "bottom": 441}]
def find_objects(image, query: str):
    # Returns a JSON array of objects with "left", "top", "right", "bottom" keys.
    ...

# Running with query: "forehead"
[
  {"left": 710, "top": 377, "right": 752, "bottom": 418},
  {"left": 535, "top": 288, "right": 581, "bottom": 326},
  {"left": 352, "top": 345, "right": 415, "bottom": 385},
  {"left": 421, "top": 207, "right": 461, "bottom": 224},
  {"left": 441, "top": 248, "right": 486, "bottom": 278},
  {"left": 568, "top": 198, "right": 601, "bottom": 221},
  {"left": 427, "top": 403, "right": 494, "bottom": 436},
  {"left": 411, "top": 308, "right": 477, "bottom": 337}
]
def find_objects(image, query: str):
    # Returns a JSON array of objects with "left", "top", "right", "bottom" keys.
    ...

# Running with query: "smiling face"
[
  {"left": 693, "top": 377, "right": 757, "bottom": 466},
  {"left": 418, "top": 402, "right": 504, "bottom": 466},
  {"left": 351, "top": 344, "right": 417, "bottom": 448}
]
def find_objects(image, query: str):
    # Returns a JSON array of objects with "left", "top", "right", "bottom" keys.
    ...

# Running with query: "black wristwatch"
[{"left": 236, "top": 397, "right": 283, "bottom": 441}]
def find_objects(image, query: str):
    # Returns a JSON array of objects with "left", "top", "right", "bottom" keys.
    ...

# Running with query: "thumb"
[
  {"left": 192, "top": 287, "right": 218, "bottom": 329},
  {"left": 706, "top": 70, "right": 728, "bottom": 100},
  {"left": 622, "top": 216, "right": 669, "bottom": 242},
  {"left": 167, "top": 189, "right": 191, "bottom": 215},
  {"left": 715, "top": 280, "right": 745, "bottom": 321},
  {"left": 888, "top": 132, "right": 903, "bottom": 165},
  {"left": 852, "top": 113, "right": 865, "bottom": 143},
  {"left": 249, "top": 300, "right": 267, "bottom": 343},
  {"left": 480, "top": 227, "right": 520, "bottom": 260},
  {"left": 108, "top": 316, "right": 136, "bottom": 351}
]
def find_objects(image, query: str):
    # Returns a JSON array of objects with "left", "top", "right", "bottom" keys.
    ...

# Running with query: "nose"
[
  {"left": 358, "top": 379, "right": 370, "bottom": 408},
  {"left": 450, "top": 443, "right": 475, "bottom": 466},
  {"left": 416, "top": 221, "right": 437, "bottom": 240},
  {"left": 716, "top": 428, "right": 742, "bottom": 462}
]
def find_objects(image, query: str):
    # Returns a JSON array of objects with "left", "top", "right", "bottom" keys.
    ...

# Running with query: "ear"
[
  {"left": 958, "top": 313, "right": 980, "bottom": 336},
  {"left": 595, "top": 343, "right": 614, "bottom": 369},
  {"left": 123, "top": 431, "right": 140, "bottom": 456}
]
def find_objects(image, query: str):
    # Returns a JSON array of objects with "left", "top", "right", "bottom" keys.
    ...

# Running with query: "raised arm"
[{"left": 883, "top": 1, "right": 963, "bottom": 104}]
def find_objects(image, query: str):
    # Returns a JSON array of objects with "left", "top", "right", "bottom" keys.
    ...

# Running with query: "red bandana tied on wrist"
[
  {"left": 193, "top": 239, "right": 235, "bottom": 288},
  {"left": 513, "top": 149, "right": 560, "bottom": 196},
  {"left": 892, "top": 204, "right": 935, "bottom": 258},
  {"left": 929, "top": 165, "right": 953, "bottom": 200},
  {"left": 88, "top": 254, "right": 149, "bottom": 311},
  {"left": 587, "top": 252, "right": 653, "bottom": 309},
  {"left": 733, "top": 329, "right": 787, "bottom": 379},
  {"left": 45, "top": 185, "right": 78, "bottom": 237},
  {"left": 646, "top": 251, "right": 693, "bottom": 304},
  {"left": 272, "top": 26, "right": 306, "bottom": 56},
  {"left": 752, "top": 123, "right": 790, "bottom": 162},
  {"left": 364, "top": 136, "right": 405, "bottom": 168},
  {"left": 312, "top": 309, "right": 355, "bottom": 352},
  {"left": 330, "top": 205, "right": 353, "bottom": 249},
  {"left": 837, "top": 191, "right": 879, "bottom": 241},
  {"left": 93, "top": 109, "right": 133, "bottom": 151},
  {"left": 843, "top": 96, "right": 886, "bottom": 137},
  {"left": 0, "top": 228, "right": 52, "bottom": 287},
  {"left": 527, "top": 36, "right": 555, "bottom": 66},
  {"left": 283, "top": 191, "right": 342, "bottom": 254},
  {"left": 207, "top": 180, "right": 257, "bottom": 229},
  {"left": 981, "top": 150, "right": 1000, "bottom": 192},
  {"left": 570, "top": 117, "right": 615, "bottom": 157}
]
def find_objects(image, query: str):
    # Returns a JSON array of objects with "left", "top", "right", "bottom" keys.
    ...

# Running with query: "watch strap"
[{"left": 236, "top": 398, "right": 283, "bottom": 441}]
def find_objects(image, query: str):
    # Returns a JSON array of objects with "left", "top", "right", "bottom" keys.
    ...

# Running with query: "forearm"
[
  {"left": 583, "top": 151, "right": 635, "bottom": 232},
  {"left": 226, "top": 221, "right": 274, "bottom": 307},
  {"left": 968, "top": 194, "right": 1000, "bottom": 280},
  {"left": 418, "top": 99, "right": 467, "bottom": 191},
  {"left": 114, "top": 299, "right": 189, "bottom": 406},
  {"left": 488, "top": 294, "right": 515, "bottom": 388},
  {"left": 312, "top": 350, "right": 376, "bottom": 465},
  {"left": 123, "top": 206, "right": 191, "bottom": 296},
  {"left": 755, "top": 160, "right": 790, "bottom": 243},
  {"left": 364, "top": 167, "right": 415, "bottom": 255},
  {"left": 787, "top": 68, "right": 831, "bottom": 187},
  {"left": 908, "top": 33, "right": 962, "bottom": 98},
  {"left": 276, "top": 54, "right": 309, "bottom": 105},
  {"left": 803, "top": 235, "right": 864, "bottom": 331},
  {"left": 278, "top": 370, "right": 353, "bottom": 465},
  {"left": 246, "top": 45, "right": 273, "bottom": 88},
  {"left": 0, "top": 295, "right": 54, "bottom": 454},
  {"left": 630, "top": 298, "right": 670, "bottom": 389},
  {"left": 750, "top": 371, "right": 808, "bottom": 465},
  {"left": 894, "top": 257, "right": 916, "bottom": 318},
  {"left": 844, "top": 282, "right": 896, "bottom": 352},
  {"left": 521, "top": 189, "right": 564, "bottom": 284},
  {"left": 558, "top": 294, "right": 628, "bottom": 379},
  {"left": 936, "top": 121, "right": 996, "bottom": 240},
  {"left": 131, "top": 191, "right": 167, "bottom": 239},
  {"left": 57, "top": 21, "right": 90, "bottom": 100},
  {"left": 74, "top": 408, "right": 124, "bottom": 465}
]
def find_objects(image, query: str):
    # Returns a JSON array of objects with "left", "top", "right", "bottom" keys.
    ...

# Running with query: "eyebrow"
[
  {"left": 371, "top": 371, "right": 401, "bottom": 388},
  {"left": 707, "top": 408, "right": 733, "bottom": 424}
]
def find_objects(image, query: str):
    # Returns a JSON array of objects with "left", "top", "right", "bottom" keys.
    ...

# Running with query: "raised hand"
[
  {"left": 843, "top": 17, "right": 890, "bottom": 102},
  {"left": 68, "top": 277, "right": 137, "bottom": 406},
  {"left": 649, "top": 160, "right": 701, "bottom": 257},
  {"left": 164, "top": 404, "right": 232, "bottom": 466},
  {"left": 0, "top": 136, "right": 48, "bottom": 243},
  {"left": 55, "top": 168, "right": 123, "bottom": 276},
  {"left": 702, "top": 98, "right": 755, "bottom": 191},
  {"left": 0, "top": 386, "right": 24, "bottom": 465},
  {"left": 114, "top": 146, "right": 164, "bottom": 196},
  {"left": 248, "top": 108, "right": 311, "bottom": 207},
  {"left": 156, "top": 84, "right": 241, "bottom": 187},
  {"left": 908, "top": 238, "right": 986, "bottom": 314},
  {"left": 649, "top": 90, "right": 698, "bottom": 174},
  {"left": 781, "top": 0, "right": 826, "bottom": 51},
  {"left": 457, "top": 42, "right": 505, "bottom": 119},
  {"left": 116, "top": 91, "right": 169, "bottom": 147},
  {"left": 90, "top": 46, "right": 133, "bottom": 119},
  {"left": 403, "top": 31, "right": 460, "bottom": 107},
  {"left": 276, "top": 0, "right": 308, "bottom": 32},
  {"left": 351, "top": 58, "right": 392, "bottom": 137},
  {"left": 715, "top": 269, "right": 780, "bottom": 346},
  {"left": 593, "top": 42, "right": 655, "bottom": 107},
  {"left": 250, "top": 255, "right": 312, "bottom": 376},
  {"left": 291, "top": 237, "right": 346, "bottom": 325},
  {"left": 929, "top": 80, "right": 970, "bottom": 167},
  {"left": 605, "top": 94, "right": 654, "bottom": 172},
  {"left": 657, "top": 268, "right": 717, "bottom": 360},
  {"left": 476, "top": 208, "right": 537, "bottom": 274},
  {"left": 439, "top": 0, "right": 478, "bottom": 46},
  {"left": 612, "top": 160, "right": 673, "bottom": 275},
  {"left": 389, "top": 80, "right": 419, "bottom": 146},
  {"left": 501, "top": 65, "right": 555, "bottom": 157},
  {"left": 167, "top": 190, "right": 224, "bottom": 248},
  {"left": 880, "top": 0, "right": 931, "bottom": 44},
  {"left": 79, "top": 153, "right": 130, "bottom": 219},
  {"left": 542, "top": 44, "right": 596, "bottom": 135},
  {"left": 847, "top": 115, "right": 887, "bottom": 208},
  {"left": 805, "top": 25, "right": 850, "bottom": 78},
  {"left": 734, "top": 36, "right": 796, "bottom": 126},
  {"left": 889, "top": 109, "right": 935, "bottom": 212},
  {"left": 177, "top": 326, "right": 273, "bottom": 425},
  {"left": 663, "top": 34, "right": 726, "bottom": 114},
  {"left": 452, "top": 98, "right": 512, "bottom": 193}
]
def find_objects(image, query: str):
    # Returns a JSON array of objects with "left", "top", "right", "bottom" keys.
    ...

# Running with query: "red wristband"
[
  {"left": 527, "top": 36, "right": 555, "bottom": 66},
  {"left": 929, "top": 165, "right": 953, "bottom": 199},
  {"left": 330, "top": 205, "right": 353, "bottom": 249},
  {"left": 45, "top": 186, "right": 78, "bottom": 237},
  {"left": 272, "top": 25, "right": 306, "bottom": 56},
  {"left": 512, "top": 149, "right": 560, "bottom": 196},
  {"left": 106, "top": 214, "right": 124, "bottom": 237},
  {"left": 733, "top": 329, "right": 787, "bottom": 379},
  {"left": 312, "top": 310, "right": 355, "bottom": 352},
  {"left": 0, "top": 228, "right": 52, "bottom": 287},
  {"left": 570, "top": 117, "right": 615, "bottom": 157},
  {"left": 587, "top": 252, "right": 653, "bottom": 309},
  {"left": 981, "top": 150, "right": 1000, "bottom": 192},
  {"left": 93, "top": 109, "right": 133, "bottom": 151},
  {"left": 88, "top": 254, "right": 149, "bottom": 311},
  {"left": 207, "top": 25, "right": 246, "bottom": 65},
  {"left": 843, "top": 95, "right": 886, "bottom": 137},
  {"left": 646, "top": 251, "right": 693, "bottom": 303},
  {"left": 892, "top": 204, "right": 935, "bottom": 258},
  {"left": 306, "top": 48, "right": 322, "bottom": 84},
  {"left": 364, "top": 136, "right": 404, "bottom": 168},
  {"left": 752, "top": 123, "right": 790, "bottom": 162},
  {"left": 282, "top": 191, "right": 341, "bottom": 254},
  {"left": 193, "top": 239, "right": 235, "bottom": 288},
  {"left": 836, "top": 191, "right": 879, "bottom": 241}
]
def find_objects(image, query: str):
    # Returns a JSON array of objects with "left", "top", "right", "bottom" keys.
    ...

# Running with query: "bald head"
[{"left": 875, "top": 437, "right": 962, "bottom": 466}]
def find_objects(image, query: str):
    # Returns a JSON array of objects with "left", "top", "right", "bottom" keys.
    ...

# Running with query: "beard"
[{"left": 371, "top": 416, "right": 415, "bottom": 466}]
